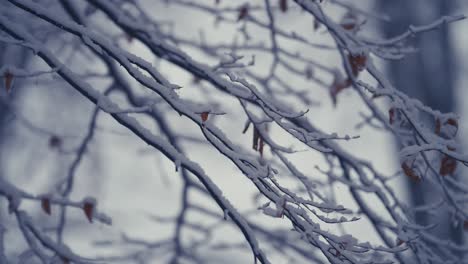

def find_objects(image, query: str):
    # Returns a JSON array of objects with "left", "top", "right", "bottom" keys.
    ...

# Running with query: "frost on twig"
[{"left": 0, "top": 0, "right": 466, "bottom": 263}]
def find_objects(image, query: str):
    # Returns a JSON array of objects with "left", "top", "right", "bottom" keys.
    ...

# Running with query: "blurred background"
[{"left": 0, "top": 0, "right": 467, "bottom": 263}]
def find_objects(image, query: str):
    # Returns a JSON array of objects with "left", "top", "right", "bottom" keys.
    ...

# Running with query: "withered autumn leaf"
[
  {"left": 201, "top": 112, "right": 209, "bottom": 122},
  {"left": 401, "top": 161, "right": 421, "bottom": 182},
  {"left": 330, "top": 78, "right": 351, "bottom": 106},
  {"left": 279, "top": 0, "right": 288, "bottom": 12},
  {"left": 61, "top": 256, "right": 70, "bottom": 264},
  {"left": 41, "top": 197, "right": 51, "bottom": 215},
  {"left": 439, "top": 155, "right": 457, "bottom": 176},
  {"left": 340, "top": 12, "right": 358, "bottom": 31},
  {"left": 4, "top": 71, "right": 13, "bottom": 93},
  {"left": 83, "top": 201, "right": 94, "bottom": 223},
  {"left": 348, "top": 53, "right": 367, "bottom": 77},
  {"left": 238, "top": 5, "right": 249, "bottom": 21}
]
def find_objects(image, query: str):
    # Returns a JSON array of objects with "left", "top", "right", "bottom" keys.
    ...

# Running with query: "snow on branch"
[{"left": 0, "top": 0, "right": 466, "bottom": 263}]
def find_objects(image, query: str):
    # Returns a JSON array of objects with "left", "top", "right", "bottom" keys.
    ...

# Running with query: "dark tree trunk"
[{"left": 377, "top": 0, "right": 463, "bottom": 243}]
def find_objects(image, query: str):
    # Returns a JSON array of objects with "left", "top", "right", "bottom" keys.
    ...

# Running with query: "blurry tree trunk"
[{"left": 377, "top": 0, "right": 462, "bottom": 243}]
